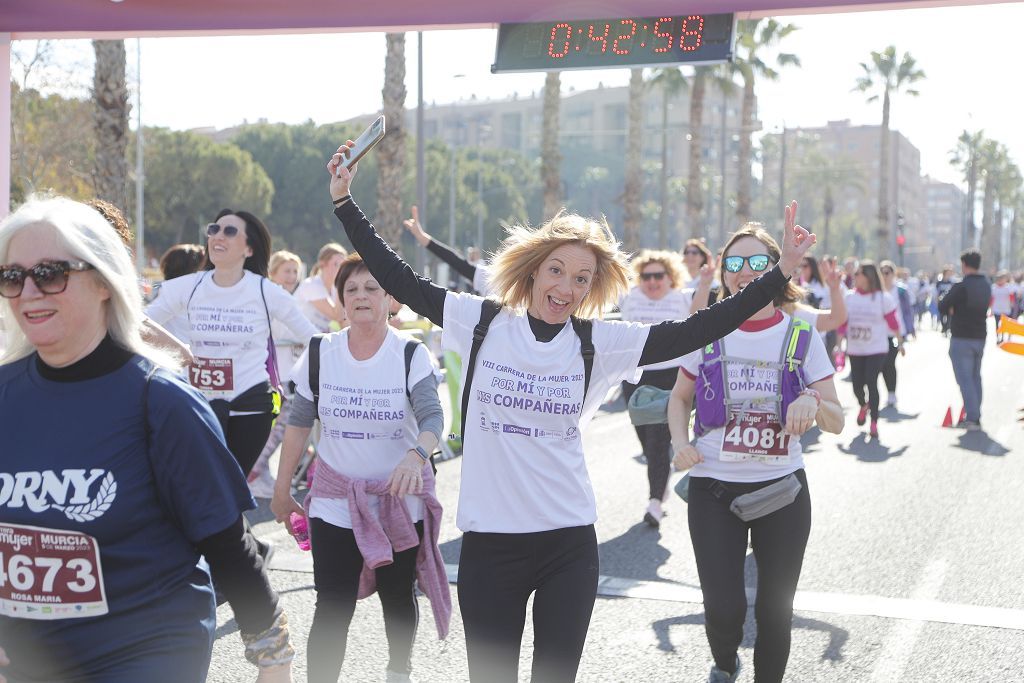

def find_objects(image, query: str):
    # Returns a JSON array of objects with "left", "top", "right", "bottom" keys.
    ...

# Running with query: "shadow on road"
[
  {"left": 878, "top": 406, "right": 921, "bottom": 422},
  {"left": 439, "top": 536, "right": 463, "bottom": 566},
  {"left": 837, "top": 433, "right": 909, "bottom": 462},
  {"left": 953, "top": 430, "right": 1010, "bottom": 457},
  {"left": 650, "top": 610, "right": 849, "bottom": 661},
  {"left": 598, "top": 523, "right": 673, "bottom": 582}
]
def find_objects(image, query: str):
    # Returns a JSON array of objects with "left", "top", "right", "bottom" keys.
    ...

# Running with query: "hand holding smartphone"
[{"left": 336, "top": 115, "right": 386, "bottom": 175}]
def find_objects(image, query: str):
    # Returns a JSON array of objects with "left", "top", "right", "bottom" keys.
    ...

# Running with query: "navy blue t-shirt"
[{"left": 0, "top": 354, "right": 254, "bottom": 681}]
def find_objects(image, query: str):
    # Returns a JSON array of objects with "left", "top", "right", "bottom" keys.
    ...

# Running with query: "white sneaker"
[
  {"left": 248, "top": 466, "right": 276, "bottom": 499},
  {"left": 643, "top": 500, "right": 664, "bottom": 528}
]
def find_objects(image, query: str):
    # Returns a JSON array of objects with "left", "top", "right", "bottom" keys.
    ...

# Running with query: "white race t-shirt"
[
  {"left": 992, "top": 283, "right": 1015, "bottom": 316},
  {"left": 803, "top": 280, "right": 832, "bottom": 310},
  {"left": 844, "top": 290, "right": 897, "bottom": 356},
  {"left": 292, "top": 328, "right": 441, "bottom": 528},
  {"left": 472, "top": 263, "right": 496, "bottom": 297},
  {"left": 295, "top": 276, "right": 339, "bottom": 332},
  {"left": 443, "top": 292, "right": 648, "bottom": 533},
  {"left": 146, "top": 271, "right": 319, "bottom": 402},
  {"left": 679, "top": 311, "right": 834, "bottom": 483},
  {"left": 619, "top": 287, "right": 692, "bottom": 324}
]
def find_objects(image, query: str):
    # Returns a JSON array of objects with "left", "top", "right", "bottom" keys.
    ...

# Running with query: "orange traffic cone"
[
  {"left": 941, "top": 407, "right": 954, "bottom": 428},
  {"left": 958, "top": 406, "right": 966, "bottom": 424}
]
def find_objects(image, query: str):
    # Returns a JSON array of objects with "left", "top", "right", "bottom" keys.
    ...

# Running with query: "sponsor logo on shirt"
[
  {"left": 534, "top": 428, "right": 564, "bottom": 439},
  {"left": 342, "top": 431, "right": 366, "bottom": 440},
  {"left": 501, "top": 424, "right": 531, "bottom": 436},
  {"left": 0, "top": 469, "right": 116, "bottom": 522}
]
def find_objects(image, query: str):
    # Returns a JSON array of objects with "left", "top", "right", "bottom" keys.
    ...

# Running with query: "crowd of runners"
[{"left": 0, "top": 139, "right": 1019, "bottom": 683}]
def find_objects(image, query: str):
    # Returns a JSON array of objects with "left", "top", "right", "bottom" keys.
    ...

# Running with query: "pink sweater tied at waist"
[{"left": 304, "top": 457, "right": 452, "bottom": 639}]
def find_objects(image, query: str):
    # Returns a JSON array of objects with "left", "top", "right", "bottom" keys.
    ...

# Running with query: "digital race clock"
[{"left": 492, "top": 13, "right": 734, "bottom": 73}]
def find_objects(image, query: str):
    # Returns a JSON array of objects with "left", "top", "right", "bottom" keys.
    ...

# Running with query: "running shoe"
[
  {"left": 643, "top": 501, "right": 665, "bottom": 528},
  {"left": 870, "top": 420, "right": 879, "bottom": 439},
  {"left": 708, "top": 656, "right": 742, "bottom": 682},
  {"left": 856, "top": 404, "right": 869, "bottom": 426},
  {"left": 886, "top": 394, "right": 897, "bottom": 408}
]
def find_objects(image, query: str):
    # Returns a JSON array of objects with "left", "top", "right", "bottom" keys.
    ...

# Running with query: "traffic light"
[{"left": 896, "top": 212, "right": 906, "bottom": 264}]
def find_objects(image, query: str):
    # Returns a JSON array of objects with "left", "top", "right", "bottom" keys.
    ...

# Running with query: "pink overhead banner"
[{"left": 0, "top": 0, "right": 998, "bottom": 37}]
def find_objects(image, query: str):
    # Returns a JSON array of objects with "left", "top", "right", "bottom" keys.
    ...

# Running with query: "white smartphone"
[{"left": 337, "top": 115, "right": 386, "bottom": 174}]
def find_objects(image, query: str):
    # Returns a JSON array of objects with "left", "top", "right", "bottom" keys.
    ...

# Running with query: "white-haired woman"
[
  {"left": 0, "top": 196, "right": 293, "bottom": 683},
  {"left": 326, "top": 142, "right": 815, "bottom": 682}
]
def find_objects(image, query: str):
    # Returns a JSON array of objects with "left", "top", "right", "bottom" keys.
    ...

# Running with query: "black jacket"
[{"left": 938, "top": 273, "right": 991, "bottom": 340}]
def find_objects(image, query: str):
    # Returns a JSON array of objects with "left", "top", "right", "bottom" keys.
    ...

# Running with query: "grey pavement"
[{"left": 212, "top": 327, "right": 1024, "bottom": 682}]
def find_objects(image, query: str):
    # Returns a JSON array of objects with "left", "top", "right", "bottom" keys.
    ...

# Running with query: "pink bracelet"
[{"left": 799, "top": 388, "right": 822, "bottom": 408}]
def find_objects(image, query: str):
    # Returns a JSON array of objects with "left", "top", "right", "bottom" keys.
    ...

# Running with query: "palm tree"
[
  {"left": 949, "top": 129, "right": 985, "bottom": 250},
  {"left": 854, "top": 46, "right": 925, "bottom": 259},
  {"left": 647, "top": 67, "right": 687, "bottom": 248},
  {"left": 376, "top": 33, "right": 407, "bottom": 252},
  {"left": 685, "top": 65, "right": 734, "bottom": 243},
  {"left": 541, "top": 72, "right": 562, "bottom": 220},
  {"left": 622, "top": 68, "right": 645, "bottom": 253},
  {"left": 733, "top": 19, "right": 800, "bottom": 224},
  {"left": 978, "top": 139, "right": 1004, "bottom": 269},
  {"left": 92, "top": 40, "right": 130, "bottom": 214}
]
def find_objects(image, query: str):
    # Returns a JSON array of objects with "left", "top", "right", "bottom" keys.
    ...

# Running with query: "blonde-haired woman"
[
  {"left": 325, "top": 142, "right": 815, "bottom": 682},
  {"left": 619, "top": 249, "right": 692, "bottom": 527},
  {"left": 269, "top": 250, "right": 303, "bottom": 295},
  {"left": 296, "top": 242, "right": 347, "bottom": 331}
]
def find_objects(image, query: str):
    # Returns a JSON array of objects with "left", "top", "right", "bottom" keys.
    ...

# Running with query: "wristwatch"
[{"left": 412, "top": 445, "right": 431, "bottom": 462}]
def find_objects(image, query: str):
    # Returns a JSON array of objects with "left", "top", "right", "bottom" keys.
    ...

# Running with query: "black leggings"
[
  {"left": 622, "top": 375, "right": 673, "bottom": 501},
  {"left": 849, "top": 353, "right": 887, "bottom": 421},
  {"left": 688, "top": 470, "right": 811, "bottom": 683},
  {"left": 881, "top": 336, "right": 899, "bottom": 395},
  {"left": 217, "top": 412, "right": 275, "bottom": 476},
  {"left": 307, "top": 517, "right": 423, "bottom": 682},
  {"left": 458, "top": 525, "right": 599, "bottom": 683}
]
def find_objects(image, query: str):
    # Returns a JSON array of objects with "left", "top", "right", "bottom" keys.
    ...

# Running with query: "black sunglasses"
[
  {"left": 640, "top": 271, "right": 667, "bottom": 282},
  {"left": 0, "top": 260, "right": 95, "bottom": 298},
  {"left": 207, "top": 223, "right": 240, "bottom": 237},
  {"left": 723, "top": 254, "right": 771, "bottom": 273}
]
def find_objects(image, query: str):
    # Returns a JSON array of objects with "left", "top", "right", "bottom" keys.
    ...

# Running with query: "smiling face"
[
  {"left": 722, "top": 236, "right": 775, "bottom": 296},
  {"left": 639, "top": 261, "right": 672, "bottom": 300},
  {"left": 5, "top": 224, "right": 110, "bottom": 365},
  {"left": 527, "top": 243, "right": 596, "bottom": 324},
  {"left": 339, "top": 267, "right": 390, "bottom": 328},
  {"left": 682, "top": 245, "right": 706, "bottom": 273},
  {"left": 206, "top": 214, "right": 251, "bottom": 269}
]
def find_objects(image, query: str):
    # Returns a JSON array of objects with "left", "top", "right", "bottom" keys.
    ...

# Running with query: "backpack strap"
[
  {"left": 185, "top": 270, "right": 210, "bottom": 327},
  {"left": 460, "top": 299, "right": 502, "bottom": 440},
  {"left": 569, "top": 315, "right": 594, "bottom": 399},
  {"left": 404, "top": 339, "right": 419, "bottom": 399},
  {"left": 309, "top": 334, "right": 326, "bottom": 417}
]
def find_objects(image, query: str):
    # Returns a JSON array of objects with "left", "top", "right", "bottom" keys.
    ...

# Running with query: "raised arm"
[
  {"left": 329, "top": 145, "right": 447, "bottom": 326},
  {"left": 403, "top": 205, "right": 479, "bottom": 284}
]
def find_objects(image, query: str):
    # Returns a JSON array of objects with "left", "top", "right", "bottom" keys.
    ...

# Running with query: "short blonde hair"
[
  {"left": 489, "top": 213, "right": 631, "bottom": 319},
  {"left": 269, "top": 250, "right": 302, "bottom": 277},
  {"left": 631, "top": 249, "right": 685, "bottom": 289}
]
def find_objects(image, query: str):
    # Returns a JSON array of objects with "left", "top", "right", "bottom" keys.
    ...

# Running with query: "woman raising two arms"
[{"left": 325, "top": 141, "right": 815, "bottom": 682}]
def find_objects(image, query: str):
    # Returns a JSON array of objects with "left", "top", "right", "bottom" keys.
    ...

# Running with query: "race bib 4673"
[{"left": 0, "top": 523, "right": 108, "bottom": 620}]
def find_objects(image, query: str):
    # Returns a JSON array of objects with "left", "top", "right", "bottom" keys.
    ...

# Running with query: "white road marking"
[
  {"left": 869, "top": 559, "right": 947, "bottom": 682},
  {"left": 268, "top": 556, "right": 1024, "bottom": 632}
]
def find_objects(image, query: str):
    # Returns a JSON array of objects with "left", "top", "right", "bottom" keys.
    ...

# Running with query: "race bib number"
[
  {"left": 0, "top": 523, "right": 108, "bottom": 620},
  {"left": 848, "top": 325, "right": 873, "bottom": 342},
  {"left": 189, "top": 357, "right": 234, "bottom": 394},
  {"left": 720, "top": 411, "right": 792, "bottom": 463}
]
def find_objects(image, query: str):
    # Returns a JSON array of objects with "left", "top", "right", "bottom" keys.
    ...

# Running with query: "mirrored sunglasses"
[{"left": 723, "top": 254, "right": 771, "bottom": 273}]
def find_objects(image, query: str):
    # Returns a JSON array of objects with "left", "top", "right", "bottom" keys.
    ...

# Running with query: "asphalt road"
[{"left": 210, "top": 327, "right": 1024, "bottom": 682}]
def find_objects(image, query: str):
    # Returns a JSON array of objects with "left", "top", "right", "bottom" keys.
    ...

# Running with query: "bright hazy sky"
[{"left": 13, "top": 2, "right": 1022, "bottom": 187}]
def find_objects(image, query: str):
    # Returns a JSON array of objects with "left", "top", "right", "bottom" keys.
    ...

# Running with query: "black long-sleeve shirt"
[
  {"left": 426, "top": 238, "right": 478, "bottom": 283},
  {"left": 938, "top": 273, "right": 991, "bottom": 340},
  {"left": 334, "top": 201, "right": 789, "bottom": 364}
]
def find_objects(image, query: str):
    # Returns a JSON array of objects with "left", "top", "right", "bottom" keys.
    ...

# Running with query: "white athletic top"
[
  {"left": 292, "top": 328, "right": 441, "bottom": 528},
  {"left": 679, "top": 310, "right": 834, "bottom": 483},
  {"left": 294, "top": 275, "right": 339, "bottom": 332},
  {"left": 443, "top": 292, "right": 647, "bottom": 533},
  {"left": 992, "top": 283, "right": 1015, "bottom": 316},
  {"left": 844, "top": 290, "right": 897, "bottom": 356},
  {"left": 618, "top": 287, "right": 693, "bottom": 324},
  {"left": 472, "top": 263, "right": 495, "bottom": 296},
  {"left": 803, "top": 280, "right": 832, "bottom": 310},
  {"left": 146, "top": 271, "right": 318, "bottom": 401}
]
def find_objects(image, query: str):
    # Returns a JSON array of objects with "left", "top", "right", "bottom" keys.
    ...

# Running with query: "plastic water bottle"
[{"left": 289, "top": 512, "right": 311, "bottom": 551}]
